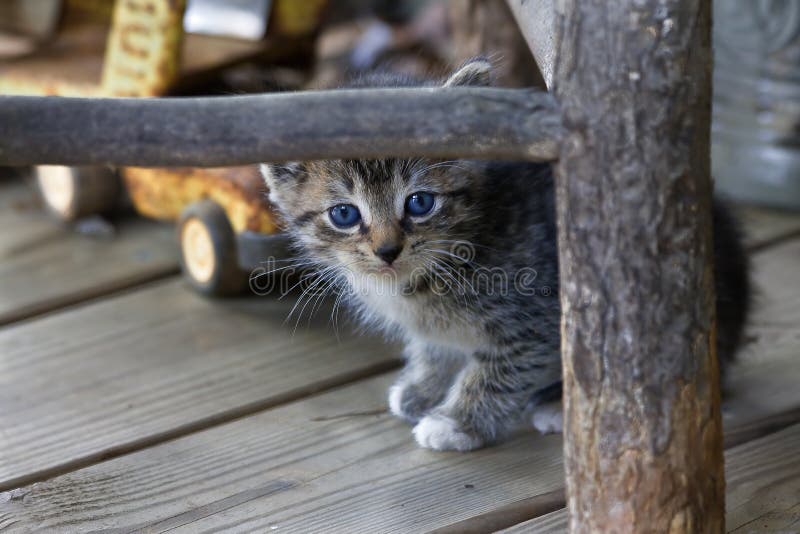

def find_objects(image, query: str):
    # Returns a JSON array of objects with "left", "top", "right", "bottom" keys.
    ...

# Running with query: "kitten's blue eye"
[
  {"left": 405, "top": 192, "right": 436, "bottom": 216},
  {"left": 328, "top": 204, "right": 361, "bottom": 228}
]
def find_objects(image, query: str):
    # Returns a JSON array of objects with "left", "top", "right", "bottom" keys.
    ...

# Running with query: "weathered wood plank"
[
  {"left": 739, "top": 239, "right": 800, "bottom": 359},
  {"left": 0, "top": 89, "right": 562, "bottom": 167},
  {"left": 498, "top": 508, "right": 567, "bottom": 534},
  {"left": 0, "top": 373, "right": 566, "bottom": 533},
  {"left": 2, "top": 340, "right": 798, "bottom": 534},
  {"left": 2, "top": 279, "right": 799, "bottom": 534},
  {"left": 737, "top": 205, "right": 800, "bottom": 252},
  {"left": 501, "top": 423, "right": 800, "bottom": 534},
  {"left": 0, "top": 279, "right": 398, "bottom": 491},
  {"left": 0, "top": 176, "right": 179, "bottom": 325},
  {"left": 0, "top": 221, "right": 797, "bottom": 533},
  {"left": 726, "top": 423, "right": 800, "bottom": 533}
]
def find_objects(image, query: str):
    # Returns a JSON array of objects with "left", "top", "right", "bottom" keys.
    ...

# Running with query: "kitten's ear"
[
  {"left": 443, "top": 57, "right": 493, "bottom": 87},
  {"left": 260, "top": 162, "right": 304, "bottom": 205}
]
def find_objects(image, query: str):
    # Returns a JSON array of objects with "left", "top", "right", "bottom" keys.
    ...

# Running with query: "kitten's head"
[{"left": 261, "top": 59, "right": 492, "bottom": 284}]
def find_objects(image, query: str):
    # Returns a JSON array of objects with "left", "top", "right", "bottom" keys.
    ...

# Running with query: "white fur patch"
[
  {"left": 413, "top": 415, "right": 483, "bottom": 451},
  {"left": 443, "top": 59, "right": 492, "bottom": 87},
  {"left": 531, "top": 402, "right": 563, "bottom": 434},
  {"left": 259, "top": 164, "right": 281, "bottom": 205},
  {"left": 387, "top": 384, "right": 405, "bottom": 419}
]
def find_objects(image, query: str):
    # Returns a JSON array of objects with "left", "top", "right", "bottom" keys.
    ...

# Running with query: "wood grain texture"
[
  {"left": 0, "top": 374, "right": 565, "bottom": 533},
  {"left": 2, "top": 247, "right": 799, "bottom": 534},
  {"left": 498, "top": 508, "right": 568, "bottom": 533},
  {"left": 2, "top": 342, "right": 799, "bottom": 534},
  {"left": 552, "top": 1, "right": 721, "bottom": 531},
  {"left": 0, "top": 176, "right": 179, "bottom": 325},
  {"left": 0, "top": 279, "right": 399, "bottom": 491},
  {"left": 739, "top": 239, "right": 800, "bottom": 363},
  {"left": 726, "top": 423, "right": 800, "bottom": 533},
  {"left": 501, "top": 424, "right": 800, "bottom": 534},
  {"left": 0, "top": 88, "right": 562, "bottom": 167}
]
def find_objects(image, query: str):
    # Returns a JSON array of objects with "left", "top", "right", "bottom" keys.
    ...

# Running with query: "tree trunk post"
[{"left": 551, "top": 1, "right": 723, "bottom": 532}]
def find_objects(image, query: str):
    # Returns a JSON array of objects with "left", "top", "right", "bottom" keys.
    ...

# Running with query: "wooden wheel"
[
  {"left": 35, "top": 165, "right": 120, "bottom": 221},
  {"left": 178, "top": 200, "right": 247, "bottom": 296}
]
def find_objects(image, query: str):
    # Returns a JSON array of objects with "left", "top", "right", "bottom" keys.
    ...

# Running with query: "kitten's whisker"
[
  {"left": 430, "top": 259, "right": 471, "bottom": 309},
  {"left": 250, "top": 261, "right": 315, "bottom": 281},
  {"left": 424, "top": 247, "right": 490, "bottom": 272},
  {"left": 307, "top": 270, "right": 350, "bottom": 328},
  {"left": 279, "top": 263, "right": 337, "bottom": 300},
  {"left": 328, "top": 284, "right": 349, "bottom": 341},
  {"left": 302, "top": 275, "right": 339, "bottom": 330},
  {"left": 420, "top": 160, "right": 469, "bottom": 173},
  {"left": 305, "top": 259, "right": 364, "bottom": 331},
  {"left": 291, "top": 278, "right": 334, "bottom": 335},
  {"left": 260, "top": 257, "right": 313, "bottom": 264},
  {"left": 425, "top": 239, "right": 500, "bottom": 253},
  {"left": 418, "top": 251, "right": 478, "bottom": 309},
  {"left": 283, "top": 264, "right": 340, "bottom": 325},
  {"left": 327, "top": 260, "right": 367, "bottom": 337},
  {"left": 286, "top": 260, "right": 362, "bottom": 333},
  {"left": 418, "top": 253, "right": 471, "bottom": 307}
]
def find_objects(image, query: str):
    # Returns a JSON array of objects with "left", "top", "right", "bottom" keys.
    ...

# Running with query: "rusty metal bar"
[{"left": 0, "top": 88, "right": 562, "bottom": 167}]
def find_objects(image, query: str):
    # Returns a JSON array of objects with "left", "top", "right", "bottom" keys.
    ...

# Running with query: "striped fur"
[{"left": 261, "top": 60, "right": 750, "bottom": 451}]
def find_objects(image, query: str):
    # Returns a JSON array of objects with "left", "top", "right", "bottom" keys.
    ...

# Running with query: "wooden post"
[{"left": 551, "top": 1, "right": 723, "bottom": 532}]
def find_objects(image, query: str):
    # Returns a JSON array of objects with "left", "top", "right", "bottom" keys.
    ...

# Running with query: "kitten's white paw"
[
  {"left": 387, "top": 384, "right": 405, "bottom": 419},
  {"left": 413, "top": 415, "right": 483, "bottom": 451},
  {"left": 531, "top": 402, "right": 563, "bottom": 434}
]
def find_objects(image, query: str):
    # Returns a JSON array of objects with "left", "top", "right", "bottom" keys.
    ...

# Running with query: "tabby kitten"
[{"left": 261, "top": 59, "right": 750, "bottom": 451}]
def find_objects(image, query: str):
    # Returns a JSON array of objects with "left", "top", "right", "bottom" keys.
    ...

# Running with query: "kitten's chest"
[{"left": 354, "top": 283, "right": 484, "bottom": 353}]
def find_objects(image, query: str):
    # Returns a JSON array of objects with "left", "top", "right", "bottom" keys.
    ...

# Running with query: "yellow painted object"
[
  {"left": 0, "top": 0, "right": 325, "bottom": 239},
  {"left": 101, "top": 0, "right": 187, "bottom": 97},
  {"left": 0, "top": 0, "right": 186, "bottom": 97},
  {"left": 271, "top": 0, "right": 329, "bottom": 36},
  {"left": 123, "top": 166, "right": 278, "bottom": 235}
]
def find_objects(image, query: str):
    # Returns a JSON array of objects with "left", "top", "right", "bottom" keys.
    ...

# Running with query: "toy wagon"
[{"left": 0, "top": 0, "right": 324, "bottom": 294}]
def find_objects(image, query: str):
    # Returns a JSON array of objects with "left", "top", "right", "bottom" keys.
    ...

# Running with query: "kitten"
[{"left": 261, "top": 58, "right": 751, "bottom": 451}]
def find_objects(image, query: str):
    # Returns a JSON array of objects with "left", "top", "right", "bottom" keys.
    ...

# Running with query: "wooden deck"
[{"left": 1, "top": 171, "right": 800, "bottom": 533}]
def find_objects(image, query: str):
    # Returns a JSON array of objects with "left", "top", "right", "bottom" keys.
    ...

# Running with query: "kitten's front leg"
[
  {"left": 388, "top": 341, "right": 464, "bottom": 423},
  {"left": 413, "top": 353, "right": 555, "bottom": 451}
]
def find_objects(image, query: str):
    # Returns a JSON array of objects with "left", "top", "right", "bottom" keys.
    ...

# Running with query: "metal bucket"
[{"left": 713, "top": 0, "right": 800, "bottom": 209}]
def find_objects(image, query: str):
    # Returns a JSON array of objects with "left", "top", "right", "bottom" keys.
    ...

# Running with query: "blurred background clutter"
[
  {"left": 713, "top": 0, "right": 800, "bottom": 209},
  {"left": 2, "top": 5, "right": 800, "bottom": 532},
  {"left": 0, "top": 0, "right": 798, "bottom": 297},
  {"left": 0, "top": 0, "right": 550, "bottom": 297}
]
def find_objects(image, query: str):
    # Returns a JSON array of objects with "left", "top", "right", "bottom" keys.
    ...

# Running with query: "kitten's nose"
[{"left": 374, "top": 244, "right": 402, "bottom": 265}]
